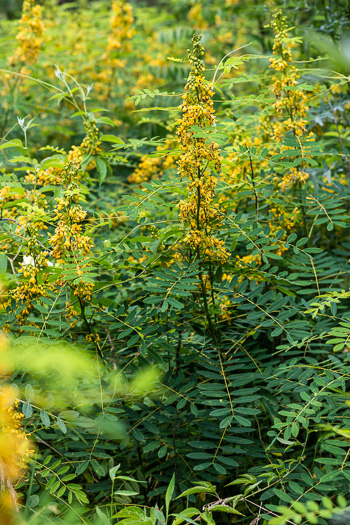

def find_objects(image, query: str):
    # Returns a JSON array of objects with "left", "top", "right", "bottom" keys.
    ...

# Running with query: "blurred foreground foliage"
[{"left": 1, "top": 0, "right": 350, "bottom": 524}]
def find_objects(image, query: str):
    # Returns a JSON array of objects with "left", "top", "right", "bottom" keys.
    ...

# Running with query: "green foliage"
[{"left": 1, "top": 0, "right": 350, "bottom": 524}]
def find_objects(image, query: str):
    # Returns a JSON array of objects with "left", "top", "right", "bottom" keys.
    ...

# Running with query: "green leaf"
[
  {"left": 25, "top": 384, "right": 34, "bottom": 403},
  {"left": 234, "top": 414, "right": 251, "bottom": 427},
  {"left": 96, "top": 117, "right": 117, "bottom": 127},
  {"left": 22, "top": 402, "right": 33, "bottom": 418},
  {"left": 114, "top": 490, "right": 139, "bottom": 497},
  {"left": 75, "top": 461, "right": 89, "bottom": 476},
  {"left": 171, "top": 510, "right": 201, "bottom": 525},
  {"left": 100, "top": 134, "right": 125, "bottom": 144},
  {"left": 96, "top": 157, "right": 107, "bottom": 186},
  {"left": 154, "top": 506, "right": 166, "bottom": 524},
  {"left": 0, "top": 139, "right": 24, "bottom": 151},
  {"left": 115, "top": 476, "right": 145, "bottom": 484},
  {"left": 166, "top": 473, "right": 175, "bottom": 518},
  {"left": 0, "top": 254, "right": 7, "bottom": 273},
  {"left": 291, "top": 422, "right": 299, "bottom": 437},
  {"left": 167, "top": 297, "right": 184, "bottom": 309},
  {"left": 90, "top": 459, "right": 105, "bottom": 477},
  {"left": 158, "top": 444, "right": 167, "bottom": 458},
  {"left": 40, "top": 409, "right": 50, "bottom": 427},
  {"left": 289, "top": 481, "right": 303, "bottom": 495},
  {"left": 57, "top": 417, "right": 67, "bottom": 434},
  {"left": 211, "top": 505, "right": 244, "bottom": 515},
  {"left": 177, "top": 485, "right": 216, "bottom": 498},
  {"left": 273, "top": 488, "right": 293, "bottom": 503},
  {"left": 96, "top": 507, "right": 111, "bottom": 525},
  {"left": 109, "top": 464, "right": 120, "bottom": 481},
  {"left": 272, "top": 326, "right": 284, "bottom": 337},
  {"left": 132, "top": 428, "right": 145, "bottom": 442}
]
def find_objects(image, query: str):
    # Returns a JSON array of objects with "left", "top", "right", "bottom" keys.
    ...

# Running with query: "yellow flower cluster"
[
  {"left": 6, "top": 121, "right": 99, "bottom": 326},
  {"left": 14, "top": 257, "right": 51, "bottom": 321},
  {"left": 268, "top": 204, "right": 300, "bottom": 253},
  {"left": 108, "top": 0, "right": 134, "bottom": 60},
  {"left": 269, "top": 10, "right": 314, "bottom": 191},
  {"left": 177, "top": 35, "right": 229, "bottom": 262},
  {"left": 17, "top": 231, "right": 52, "bottom": 320},
  {"left": 94, "top": 0, "right": 135, "bottom": 99},
  {"left": 24, "top": 166, "right": 62, "bottom": 187},
  {"left": 278, "top": 167, "right": 310, "bottom": 193},
  {"left": 86, "top": 333, "right": 101, "bottom": 344},
  {"left": 24, "top": 121, "right": 100, "bottom": 195},
  {"left": 65, "top": 302, "right": 79, "bottom": 328},
  {"left": 188, "top": 3, "right": 209, "bottom": 30},
  {"left": 270, "top": 10, "right": 309, "bottom": 139},
  {"left": 1, "top": 193, "right": 52, "bottom": 325},
  {"left": 49, "top": 198, "right": 93, "bottom": 262},
  {"left": 129, "top": 156, "right": 162, "bottom": 185},
  {"left": 128, "top": 137, "right": 177, "bottom": 184},
  {"left": 226, "top": 135, "right": 269, "bottom": 201},
  {"left": 219, "top": 296, "right": 232, "bottom": 323},
  {"left": 47, "top": 156, "right": 94, "bottom": 303},
  {"left": 76, "top": 120, "right": 102, "bottom": 171},
  {"left": 9, "top": 0, "right": 44, "bottom": 67},
  {"left": 0, "top": 187, "right": 25, "bottom": 253},
  {"left": 236, "top": 253, "right": 261, "bottom": 269}
]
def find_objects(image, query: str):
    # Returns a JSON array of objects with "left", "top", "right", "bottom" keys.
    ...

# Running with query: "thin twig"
[{"left": 245, "top": 498, "right": 298, "bottom": 525}]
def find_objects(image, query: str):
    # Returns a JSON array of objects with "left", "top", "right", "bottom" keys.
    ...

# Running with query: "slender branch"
[
  {"left": 78, "top": 296, "right": 103, "bottom": 358},
  {"left": 245, "top": 144, "right": 259, "bottom": 222},
  {"left": 245, "top": 499, "right": 298, "bottom": 525},
  {"left": 175, "top": 328, "right": 182, "bottom": 375}
]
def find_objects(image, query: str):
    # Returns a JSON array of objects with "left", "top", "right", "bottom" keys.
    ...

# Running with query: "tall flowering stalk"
[
  {"left": 270, "top": 11, "right": 309, "bottom": 139},
  {"left": 107, "top": 0, "right": 134, "bottom": 64},
  {"left": 177, "top": 35, "right": 229, "bottom": 344},
  {"left": 9, "top": 0, "right": 44, "bottom": 68},
  {"left": 269, "top": 10, "right": 314, "bottom": 191},
  {"left": 1, "top": 0, "right": 44, "bottom": 128},
  {"left": 177, "top": 34, "right": 229, "bottom": 263},
  {"left": 95, "top": 0, "right": 135, "bottom": 101}
]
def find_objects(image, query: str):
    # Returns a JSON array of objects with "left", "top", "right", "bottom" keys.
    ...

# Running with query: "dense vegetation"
[{"left": 1, "top": 0, "right": 350, "bottom": 523}]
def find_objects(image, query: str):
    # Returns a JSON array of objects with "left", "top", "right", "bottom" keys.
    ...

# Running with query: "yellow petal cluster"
[
  {"left": 269, "top": 10, "right": 314, "bottom": 191},
  {"left": 177, "top": 35, "right": 229, "bottom": 262},
  {"left": 94, "top": 0, "right": 135, "bottom": 100},
  {"left": 9, "top": 0, "right": 44, "bottom": 67},
  {"left": 128, "top": 137, "right": 177, "bottom": 184}
]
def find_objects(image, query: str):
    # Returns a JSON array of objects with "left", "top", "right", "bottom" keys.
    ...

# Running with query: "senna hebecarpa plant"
[{"left": 1, "top": 0, "right": 350, "bottom": 524}]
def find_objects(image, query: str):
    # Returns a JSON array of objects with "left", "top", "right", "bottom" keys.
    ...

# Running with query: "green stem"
[{"left": 198, "top": 267, "right": 217, "bottom": 345}]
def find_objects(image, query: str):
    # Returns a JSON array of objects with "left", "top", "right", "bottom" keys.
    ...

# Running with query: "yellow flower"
[
  {"left": 0, "top": 378, "right": 34, "bottom": 521},
  {"left": 268, "top": 10, "right": 315, "bottom": 191},
  {"left": 177, "top": 35, "right": 229, "bottom": 263},
  {"left": 94, "top": 0, "right": 134, "bottom": 100},
  {"left": 9, "top": 0, "right": 44, "bottom": 67}
]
